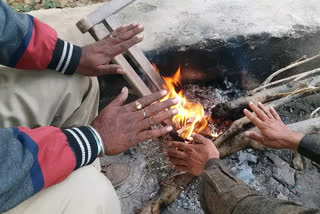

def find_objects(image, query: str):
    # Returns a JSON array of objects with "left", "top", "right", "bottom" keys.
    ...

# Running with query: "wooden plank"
[
  {"left": 76, "top": 0, "right": 136, "bottom": 33},
  {"left": 103, "top": 20, "right": 165, "bottom": 92},
  {"left": 89, "top": 24, "right": 152, "bottom": 97}
]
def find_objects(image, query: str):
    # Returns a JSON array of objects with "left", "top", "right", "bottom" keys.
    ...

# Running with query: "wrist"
[
  {"left": 88, "top": 125, "right": 106, "bottom": 157},
  {"left": 284, "top": 131, "right": 304, "bottom": 151}
]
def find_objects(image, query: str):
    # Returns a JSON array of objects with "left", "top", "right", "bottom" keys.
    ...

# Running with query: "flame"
[{"left": 157, "top": 66, "right": 209, "bottom": 139}]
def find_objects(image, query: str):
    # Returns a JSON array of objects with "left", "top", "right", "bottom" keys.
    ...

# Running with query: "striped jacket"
[{"left": 0, "top": 1, "right": 101, "bottom": 212}]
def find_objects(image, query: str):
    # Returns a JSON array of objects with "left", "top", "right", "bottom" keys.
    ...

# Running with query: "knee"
[{"left": 67, "top": 166, "right": 121, "bottom": 214}]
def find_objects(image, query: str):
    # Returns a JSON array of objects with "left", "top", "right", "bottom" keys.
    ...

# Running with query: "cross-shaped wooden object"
[{"left": 76, "top": 0, "right": 165, "bottom": 97}]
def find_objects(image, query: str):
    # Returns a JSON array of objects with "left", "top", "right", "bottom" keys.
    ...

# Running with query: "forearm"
[
  {"left": 0, "top": 1, "right": 81, "bottom": 74},
  {"left": 0, "top": 126, "right": 101, "bottom": 212},
  {"left": 298, "top": 134, "right": 320, "bottom": 164}
]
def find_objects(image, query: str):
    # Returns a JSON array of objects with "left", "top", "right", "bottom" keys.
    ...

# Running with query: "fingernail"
[
  {"left": 137, "top": 34, "right": 144, "bottom": 39},
  {"left": 138, "top": 24, "right": 144, "bottom": 29},
  {"left": 160, "top": 90, "right": 167, "bottom": 96},
  {"left": 244, "top": 131, "right": 250, "bottom": 137},
  {"left": 258, "top": 102, "right": 262, "bottom": 105},
  {"left": 121, "top": 87, "right": 127, "bottom": 93},
  {"left": 166, "top": 126, "right": 173, "bottom": 132},
  {"left": 171, "top": 108, "right": 178, "bottom": 114},
  {"left": 122, "top": 24, "right": 128, "bottom": 28},
  {"left": 244, "top": 109, "right": 248, "bottom": 112},
  {"left": 132, "top": 22, "right": 138, "bottom": 26},
  {"left": 249, "top": 102, "right": 253, "bottom": 106},
  {"left": 271, "top": 106, "right": 275, "bottom": 110},
  {"left": 172, "top": 98, "right": 179, "bottom": 104}
]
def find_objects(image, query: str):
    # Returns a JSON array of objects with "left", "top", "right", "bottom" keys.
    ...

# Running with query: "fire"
[{"left": 157, "top": 66, "right": 209, "bottom": 139}]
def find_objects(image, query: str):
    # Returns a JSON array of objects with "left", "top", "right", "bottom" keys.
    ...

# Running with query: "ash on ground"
[{"left": 101, "top": 81, "right": 320, "bottom": 214}]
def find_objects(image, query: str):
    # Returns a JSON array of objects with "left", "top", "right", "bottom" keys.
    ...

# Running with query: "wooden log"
[
  {"left": 76, "top": 0, "right": 136, "bottom": 33},
  {"left": 211, "top": 75, "right": 320, "bottom": 121}
]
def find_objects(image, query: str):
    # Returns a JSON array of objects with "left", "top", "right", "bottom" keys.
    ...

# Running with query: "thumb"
[
  {"left": 109, "top": 87, "right": 128, "bottom": 107},
  {"left": 244, "top": 131, "right": 264, "bottom": 143}
]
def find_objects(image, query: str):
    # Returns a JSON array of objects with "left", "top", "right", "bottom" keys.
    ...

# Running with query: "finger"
[
  {"left": 108, "top": 87, "right": 128, "bottom": 107},
  {"left": 136, "top": 125, "right": 173, "bottom": 142},
  {"left": 118, "top": 24, "right": 144, "bottom": 41},
  {"left": 96, "top": 64, "right": 124, "bottom": 75},
  {"left": 137, "top": 108, "right": 178, "bottom": 130},
  {"left": 136, "top": 98, "right": 178, "bottom": 120},
  {"left": 115, "top": 23, "right": 138, "bottom": 35},
  {"left": 126, "top": 90, "right": 168, "bottom": 111},
  {"left": 192, "top": 133, "right": 212, "bottom": 145},
  {"left": 167, "top": 148, "right": 188, "bottom": 160},
  {"left": 244, "top": 131, "right": 264, "bottom": 143},
  {"left": 270, "top": 106, "right": 281, "bottom": 120},
  {"left": 110, "top": 34, "right": 144, "bottom": 57},
  {"left": 248, "top": 102, "right": 269, "bottom": 121},
  {"left": 257, "top": 102, "right": 274, "bottom": 120},
  {"left": 169, "top": 141, "right": 193, "bottom": 152},
  {"left": 243, "top": 108, "right": 264, "bottom": 127},
  {"left": 168, "top": 157, "right": 188, "bottom": 166}
]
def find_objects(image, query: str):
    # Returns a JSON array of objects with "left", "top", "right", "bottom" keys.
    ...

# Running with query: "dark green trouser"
[{"left": 200, "top": 159, "right": 320, "bottom": 214}]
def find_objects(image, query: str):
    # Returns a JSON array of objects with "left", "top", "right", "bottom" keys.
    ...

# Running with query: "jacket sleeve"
[
  {"left": 0, "top": 126, "right": 101, "bottom": 212},
  {"left": 0, "top": 1, "right": 81, "bottom": 75},
  {"left": 298, "top": 134, "right": 320, "bottom": 164}
]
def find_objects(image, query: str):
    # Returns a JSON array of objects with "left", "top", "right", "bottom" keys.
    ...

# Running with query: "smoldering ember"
[{"left": 6, "top": 0, "right": 320, "bottom": 213}]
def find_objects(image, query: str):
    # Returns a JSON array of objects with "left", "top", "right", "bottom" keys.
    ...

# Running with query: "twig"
[
  {"left": 311, "top": 107, "right": 320, "bottom": 118},
  {"left": 120, "top": 172, "right": 146, "bottom": 199},
  {"left": 261, "top": 54, "right": 320, "bottom": 86},
  {"left": 249, "top": 67, "right": 320, "bottom": 95}
]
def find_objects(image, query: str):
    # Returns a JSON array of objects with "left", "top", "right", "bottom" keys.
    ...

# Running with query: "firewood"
[
  {"left": 211, "top": 75, "right": 320, "bottom": 121},
  {"left": 140, "top": 172, "right": 194, "bottom": 214}
]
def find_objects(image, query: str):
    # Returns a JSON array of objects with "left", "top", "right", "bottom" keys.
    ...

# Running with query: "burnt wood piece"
[{"left": 76, "top": 0, "right": 136, "bottom": 33}]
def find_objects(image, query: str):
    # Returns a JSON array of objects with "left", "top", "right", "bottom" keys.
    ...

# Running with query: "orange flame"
[{"left": 157, "top": 66, "right": 208, "bottom": 139}]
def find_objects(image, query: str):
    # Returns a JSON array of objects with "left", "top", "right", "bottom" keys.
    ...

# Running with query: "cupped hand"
[
  {"left": 244, "top": 102, "right": 304, "bottom": 150},
  {"left": 92, "top": 87, "right": 178, "bottom": 156},
  {"left": 166, "top": 133, "right": 219, "bottom": 176},
  {"left": 77, "top": 23, "right": 144, "bottom": 76}
]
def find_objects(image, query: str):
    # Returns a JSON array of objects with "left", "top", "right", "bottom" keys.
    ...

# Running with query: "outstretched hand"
[
  {"left": 92, "top": 88, "right": 178, "bottom": 156},
  {"left": 244, "top": 102, "right": 304, "bottom": 150},
  {"left": 167, "top": 133, "right": 219, "bottom": 176},
  {"left": 77, "top": 23, "right": 144, "bottom": 76}
]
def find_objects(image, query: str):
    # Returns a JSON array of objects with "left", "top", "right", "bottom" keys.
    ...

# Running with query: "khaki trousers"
[{"left": 0, "top": 67, "right": 121, "bottom": 214}]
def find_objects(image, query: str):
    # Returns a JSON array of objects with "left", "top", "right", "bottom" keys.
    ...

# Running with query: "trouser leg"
[
  {"left": 4, "top": 164, "right": 121, "bottom": 214},
  {"left": 0, "top": 67, "right": 99, "bottom": 129},
  {"left": 199, "top": 159, "right": 320, "bottom": 214}
]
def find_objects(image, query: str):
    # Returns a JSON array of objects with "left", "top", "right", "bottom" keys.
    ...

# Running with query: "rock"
[
  {"left": 273, "top": 165, "right": 295, "bottom": 187},
  {"left": 239, "top": 151, "right": 257, "bottom": 164},
  {"left": 277, "top": 192, "right": 288, "bottom": 201},
  {"left": 236, "top": 162, "right": 255, "bottom": 185},
  {"left": 268, "top": 153, "right": 296, "bottom": 186},
  {"left": 292, "top": 153, "right": 304, "bottom": 171}
]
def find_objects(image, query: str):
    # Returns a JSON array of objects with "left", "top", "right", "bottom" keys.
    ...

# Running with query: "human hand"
[
  {"left": 166, "top": 133, "right": 220, "bottom": 176},
  {"left": 92, "top": 87, "right": 178, "bottom": 156},
  {"left": 244, "top": 102, "right": 304, "bottom": 150},
  {"left": 77, "top": 23, "right": 144, "bottom": 76}
]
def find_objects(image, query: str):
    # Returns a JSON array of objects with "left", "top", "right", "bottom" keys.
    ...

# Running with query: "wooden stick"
[
  {"left": 261, "top": 53, "right": 320, "bottom": 86},
  {"left": 249, "top": 67, "right": 320, "bottom": 95},
  {"left": 76, "top": 0, "right": 136, "bottom": 33}
]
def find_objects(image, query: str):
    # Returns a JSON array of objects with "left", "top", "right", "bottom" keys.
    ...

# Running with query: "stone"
[
  {"left": 273, "top": 165, "right": 295, "bottom": 187},
  {"left": 24, "top": 0, "right": 33, "bottom": 4},
  {"left": 292, "top": 153, "right": 304, "bottom": 171},
  {"left": 277, "top": 192, "right": 288, "bottom": 201}
]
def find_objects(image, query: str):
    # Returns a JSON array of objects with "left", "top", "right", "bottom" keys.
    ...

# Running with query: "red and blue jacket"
[{"left": 0, "top": 1, "right": 101, "bottom": 212}]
